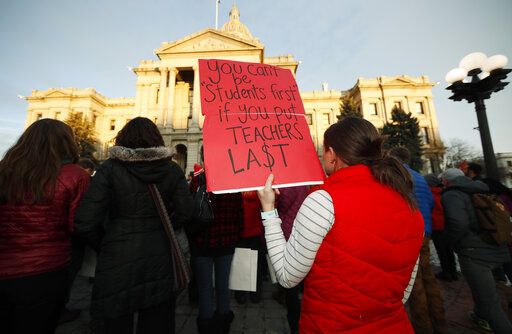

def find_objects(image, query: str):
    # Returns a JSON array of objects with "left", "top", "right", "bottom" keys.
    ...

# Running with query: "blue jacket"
[{"left": 406, "top": 165, "right": 434, "bottom": 236}]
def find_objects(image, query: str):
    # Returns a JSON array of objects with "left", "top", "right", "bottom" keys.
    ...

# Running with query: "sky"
[{"left": 1, "top": 0, "right": 511, "bottom": 157}]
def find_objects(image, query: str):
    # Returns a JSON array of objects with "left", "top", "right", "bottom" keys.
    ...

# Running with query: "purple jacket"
[{"left": 276, "top": 185, "right": 310, "bottom": 240}]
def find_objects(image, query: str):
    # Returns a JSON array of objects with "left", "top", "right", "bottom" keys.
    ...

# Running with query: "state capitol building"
[{"left": 24, "top": 5, "right": 444, "bottom": 175}]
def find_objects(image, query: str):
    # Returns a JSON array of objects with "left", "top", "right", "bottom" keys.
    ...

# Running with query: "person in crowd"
[
  {"left": 481, "top": 177, "right": 512, "bottom": 285},
  {"left": 424, "top": 174, "right": 458, "bottom": 282},
  {"left": 59, "top": 157, "right": 98, "bottom": 324},
  {"left": 78, "top": 158, "right": 96, "bottom": 176},
  {"left": 0, "top": 119, "right": 90, "bottom": 334},
  {"left": 275, "top": 185, "right": 310, "bottom": 334},
  {"left": 235, "top": 190, "right": 264, "bottom": 305},
  {"left": 388, "top": 147, "right": 448, "bottom": 334},
  {"left": 187, "top": 171, "right": 194, "bottom": 185},
  {"left": 74, "top": 117, "right": 193, "bottom": 334},
  {"left": 76, "top": 158, "right": 97, "bottom": 284},
  {"left": 258, "top": 117, "right": 424, "bottom": 333},
  {"left": 466, "top": 162, "right": 483, "bottom": 181},
  {"left": 441, "top": 168, "right": 512, "bottom": 333},
  {"left": 189, "top": 163, "right": 243, "bottom": 334}
]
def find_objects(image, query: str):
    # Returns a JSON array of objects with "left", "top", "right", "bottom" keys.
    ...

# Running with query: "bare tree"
[{"left": 442, "top": 138, "right": 481, "bottom": 169}]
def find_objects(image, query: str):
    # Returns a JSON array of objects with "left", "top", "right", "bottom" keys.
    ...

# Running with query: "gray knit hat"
[{"left": 440, "top": 168, "right": 464, "bottom": 182}]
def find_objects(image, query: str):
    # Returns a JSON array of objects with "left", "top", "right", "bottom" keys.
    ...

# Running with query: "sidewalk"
[{"left": 56, "top": 268, "right": 512, "bottom": 334}]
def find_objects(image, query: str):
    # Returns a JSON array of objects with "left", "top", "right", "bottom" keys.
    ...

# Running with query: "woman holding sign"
[{"left": 258, "top": 117, "right": 424, "bottom": 333}]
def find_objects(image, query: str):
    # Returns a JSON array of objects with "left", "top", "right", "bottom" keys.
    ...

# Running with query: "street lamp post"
[{"left": 445, "top": 52, "right": 511, "bottom": 180}]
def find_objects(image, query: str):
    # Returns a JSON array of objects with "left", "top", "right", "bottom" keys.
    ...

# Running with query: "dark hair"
[
  {"left": 0, "top": 119, "right": 79, "bottom": 204},
  {"left": 115, "top": 117, "right": 165, "bottom": 148},
  {"left": 324, "top": 117, "right": 417, "bottom": 209},
  {"left": 388, "top": 146, "right": 411, "bottom": 165},
  {"left": 467, "top": 162, "right": 482, "bottom": 176},
  {"left": 78, "top": 158, "right": 95, "bottom": 170}
]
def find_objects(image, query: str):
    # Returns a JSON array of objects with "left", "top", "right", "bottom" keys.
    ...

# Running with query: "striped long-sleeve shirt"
[{"left": 264, "top": 189, "right": 418, "bottom": 303}]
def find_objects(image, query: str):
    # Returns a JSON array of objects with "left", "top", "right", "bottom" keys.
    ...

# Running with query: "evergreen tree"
[
  {"left": 337, "top": 94, "right": 362, "bottom": 120},
  {"left": 381, "top": 106, "right": 423, "bottom": 171},
  {"left": 65, "top": 112, "right": 98, "bottom": 159}
]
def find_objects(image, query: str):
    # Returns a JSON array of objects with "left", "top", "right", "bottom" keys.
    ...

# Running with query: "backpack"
[
  {"left": 193, "top": 173, "right": 214, "bottom": 228},
  {"left": 471, "top": 193, "right": 512, "bottom": 245}
]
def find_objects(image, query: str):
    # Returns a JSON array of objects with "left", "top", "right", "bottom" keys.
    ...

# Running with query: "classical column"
[
  {"left": 190, "top": 66, "right": 201, "bottom": 129},
  {"left": 158, "top": 67, "right": 168, "bottom": 126},
  {"left": 165, "top": 67, "right": 178, "bottom": 127},
  {"left": 186, "top": 140, "right": 199, "bottom": 174}
]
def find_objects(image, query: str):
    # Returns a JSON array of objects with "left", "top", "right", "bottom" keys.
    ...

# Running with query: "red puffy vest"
[{"left": 300, "top": 165, "right": 423, "bottom": 333}]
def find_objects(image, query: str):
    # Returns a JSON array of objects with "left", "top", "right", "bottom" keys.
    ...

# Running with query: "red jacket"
[
  {"left": 241, "top": 191, "right": 262, "bottom": 238},
  {"left": 0, "top": 164, "right": 90, "bottom": 279},
  {"left": 300, "top": 165, "right": 423, "bottom": 333},
  {"left": 430, "top": 186, "right": 445, "bottom": 231}
]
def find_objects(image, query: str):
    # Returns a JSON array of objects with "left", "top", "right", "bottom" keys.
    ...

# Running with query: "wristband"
[{"left": 261, "top": 209, "right": 279, "bottom": 220}]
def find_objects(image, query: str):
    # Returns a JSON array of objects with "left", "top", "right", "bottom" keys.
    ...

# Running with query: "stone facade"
[
  {"left": 496, "top": 152, "right": 512, "bottom": 188},
  {"left": 24, "top": 5, "right": 444, "bottom": 174}
]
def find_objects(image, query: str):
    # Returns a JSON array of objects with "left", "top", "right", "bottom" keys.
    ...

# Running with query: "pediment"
[
  {"left": 44, "top": 90, "right": 70, "bottom": 98},
  {"left": 384, "top": 76, "right": 418, "bottom": 86},
  {"left": 155, "top": 29, "right": 263, "bottom": 56}
]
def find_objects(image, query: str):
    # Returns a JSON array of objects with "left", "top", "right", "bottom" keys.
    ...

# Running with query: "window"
[
  {"left": 369, "top": 103, "right": 378, "bottom": 115},
  {"left": 305, "top": 114, "right": 313, "bottom": 125},
  {"left": 393, "top": 101, "right": 402, "bottom": 110},
  {"left": 155, "top": 89, "right": 160, "bottom": 104},
  {"left": 507, "top": 161, "right": 512, "bottom": 167},
  {"left": 321, "top": 113, "right": 330, "bottom": 126},
  {"left": 154, "top": 117, "right": 158, "bottom": 124},
  {"left": 415, "top": 102, "right": 425, "bottom": 114},
  {"left": 110, "top": 119, "right": 116, "bottom": 131},
  {"left": 421, "top": 127, "right": 430, "bottom": 144},
  {"left": 430, "top": 158, "right": 436, "bottom": 174},
  {"left": 93, "top": 115, "right": 97, "bottom": 126},
  {"left": 36, "top": 113, "right": 43, "bottom": 120}
]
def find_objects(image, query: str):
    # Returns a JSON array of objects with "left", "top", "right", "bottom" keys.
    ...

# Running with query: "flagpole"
[{"left": 215, "top": 0, "right": 220, "bottom": 29}]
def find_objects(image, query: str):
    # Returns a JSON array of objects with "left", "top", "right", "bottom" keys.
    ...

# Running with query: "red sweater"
[
  {"left": 0, "top": 164, "right": 90, "bottom": 279},
  {"left": 300, "top": 165, "right": 423, "bottom": 333}
]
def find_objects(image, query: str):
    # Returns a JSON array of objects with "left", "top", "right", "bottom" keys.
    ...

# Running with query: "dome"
[{"left": 220, "top": 5, "right": 257, "bottom": 42}]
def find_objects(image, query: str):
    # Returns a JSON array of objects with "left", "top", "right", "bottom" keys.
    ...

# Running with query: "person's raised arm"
[{"left": 258, "top": 174, "right": 334, "bottom": 288}]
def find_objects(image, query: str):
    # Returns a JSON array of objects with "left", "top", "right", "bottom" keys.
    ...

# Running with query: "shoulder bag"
[{"left": 148, "top": 184, "right": 191, "bottom": 293}]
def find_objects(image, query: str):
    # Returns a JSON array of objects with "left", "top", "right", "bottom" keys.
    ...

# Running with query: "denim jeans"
[
  {"left": 458, "top": 255, "right": 512, "bottom": 334},
  {"left": 191, "top": 254, "right": 234, "bottom": 319}
]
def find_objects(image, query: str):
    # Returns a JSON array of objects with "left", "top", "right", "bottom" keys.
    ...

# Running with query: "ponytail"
[
  {"left": 324, "top": 117, "right": 417, "bottom": 210},
  {"left": 370, "top": 156, "right": 417, "bottom": 210}
]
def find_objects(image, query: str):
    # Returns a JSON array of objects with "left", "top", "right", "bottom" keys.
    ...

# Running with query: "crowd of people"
[{"left": 1, "top": 116, "right": 511, "bottom": 334}]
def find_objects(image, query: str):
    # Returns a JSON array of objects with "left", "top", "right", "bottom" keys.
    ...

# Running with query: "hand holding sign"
[
  {"left": 199, "top": 59, "right": 324, "bottom": 193},
  {"left": 257, "top": 174, "right": 280, "bottom": 212}
]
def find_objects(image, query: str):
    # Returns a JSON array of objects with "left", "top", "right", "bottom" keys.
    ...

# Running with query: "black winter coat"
[
  {"left": 74, "top": 146, "right": 193, "bottom": 320},
  {"left": 441, "top": 175, "right": 510, "bottom": 264}
]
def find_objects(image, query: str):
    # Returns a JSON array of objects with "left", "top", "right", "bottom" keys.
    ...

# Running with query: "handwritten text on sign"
[{"left": 199, "top": 59, "right": 324, "bottom": 193}]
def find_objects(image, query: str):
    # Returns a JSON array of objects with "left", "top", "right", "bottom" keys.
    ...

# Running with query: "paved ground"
[{"left": 57, "top": 244, "right": 512, "bottom": 334}]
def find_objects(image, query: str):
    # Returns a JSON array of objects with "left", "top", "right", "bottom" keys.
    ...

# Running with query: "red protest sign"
[{"left": 199, "top": 59, "right": 325, "bottom": 193}]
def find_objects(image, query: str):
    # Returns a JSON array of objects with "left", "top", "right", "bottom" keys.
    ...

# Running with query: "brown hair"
[
  {"left": 324, "top": 117, "right": 417, "bottom": 209},
  {"left": 115, "top": 117, "right": 164, "bottom": 149},
  {"left": 388, "top": 146, "right": 411, "bottom": 165},
  {"left": 0, "top": 119, "right": 79, "bottom": 204}
]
